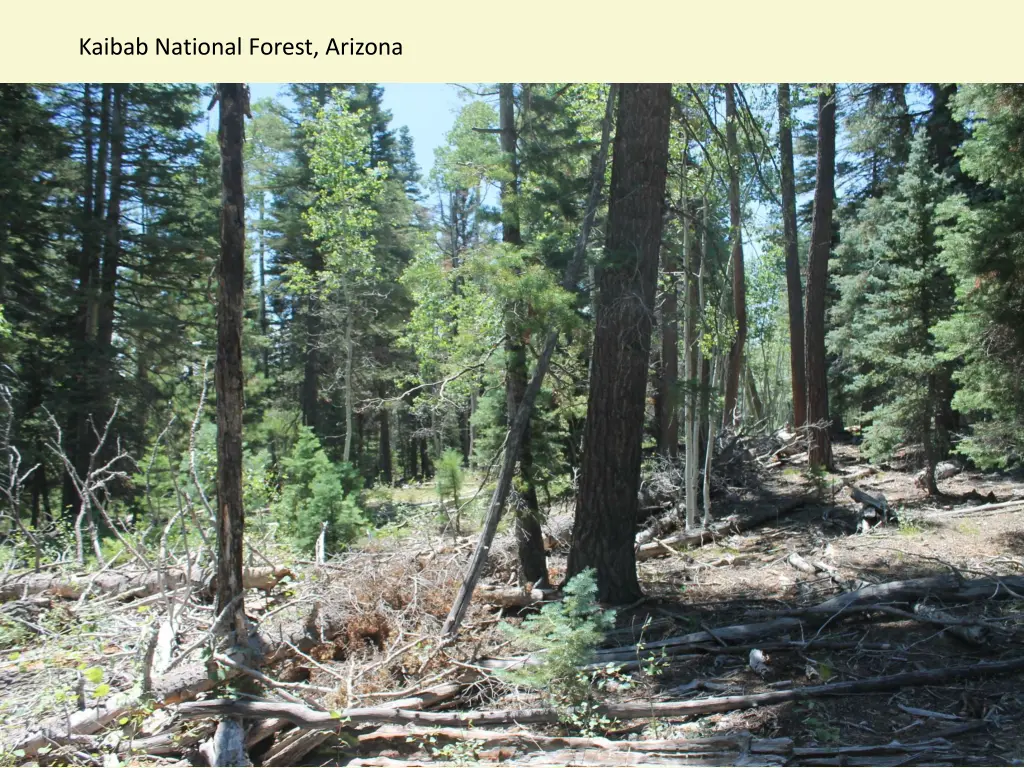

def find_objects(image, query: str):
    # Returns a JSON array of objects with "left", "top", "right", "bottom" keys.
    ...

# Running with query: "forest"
[{"left": 2, "top": 82, "right": 1024, "bottom": 766}]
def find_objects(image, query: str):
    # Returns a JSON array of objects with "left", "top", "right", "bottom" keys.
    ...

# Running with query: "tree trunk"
[
  {"left": 418, "top": 437, "right": 433, "bottom": 480},
  {"left": 258, "top": 191, "right": 269, "bottom": 377},
  {"left": 566, "top": 83, "right": 672, "bottom": 604},
  {"left": 97, "top": 85, "right": 124, "bottom": 356},
  {"left": 683, "top": 195, "right": 701, "bottom": 529},
  {"left": 499, "top": 83, "right": 548, "bottom": 587},
  {"left": 214, "top": 83, "right": 249, "bottom": 646},
  {"left": 697, "top": 199, "right": 712, "bottom": 461},
  {"left": 343, "top": 300, "right": 354, "bottom": 463},
  {"left": 744, "top": 360, "right": 765, "bottom": 424},
  {"left": 778, "top": 83, "right": 807, "bottom": 429},
  {"left": 804, "top": 85, "right": 837, "bottom": 471},
  {"left": 64, "top": 84, "right": 99, "bottom": 516},
  {"left": 300, "top": 252, "right": 323, "bottom": 435},
  {"left": 378, "top": 385, "right": 392, "bottom": 486},
  {"left": 722, "top": 84, "right": 747, "bottom": 428},
  {"left": 658, "top": 214, "right": 680, "bottom": 457}
]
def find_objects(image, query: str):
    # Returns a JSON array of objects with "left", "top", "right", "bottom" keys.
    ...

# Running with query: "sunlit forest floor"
[{"left": 3, "top": 439, "right": 1024, "bottom": 766}]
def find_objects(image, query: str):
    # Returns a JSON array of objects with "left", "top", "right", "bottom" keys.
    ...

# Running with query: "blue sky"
[{"left": 246, "top": 83, "right": 472, "bottom": 178}]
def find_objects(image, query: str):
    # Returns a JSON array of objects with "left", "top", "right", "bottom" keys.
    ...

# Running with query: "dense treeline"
[{"left": 3, "top": 82, "right": 1024, "bottom": 598}]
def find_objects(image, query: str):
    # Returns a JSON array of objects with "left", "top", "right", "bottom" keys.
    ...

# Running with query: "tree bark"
[
  {"left": 778, "top": 83, "right": 807, "bottom": 428},
  {"left": 566, "top": 83, "right": 672, "bottom": 604},
  {"left": 215, "top": 83, "right": 249, "bottom": 646},
  {"left": 804, "top": 85, "right": 837, "bottom": 471},
  {"left": 721, "top": 84, "right": 747, "bottom": 428}
]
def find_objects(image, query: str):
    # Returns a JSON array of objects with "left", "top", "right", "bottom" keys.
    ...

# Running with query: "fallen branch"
[
  {"left": 359, "top": 726, "right": 792, "bottom": 756},
  {"left": 178, "top": 656, "right": 1024, "bottom": 729},
  {"left": 637, "top": 494, "right": 808, "bottom": 561},
  {"left": 0, "top": 564, "right": 292, "bottom": 603},
  {"left": 474, "top": 584, "right": 558, "bottom": 608}
]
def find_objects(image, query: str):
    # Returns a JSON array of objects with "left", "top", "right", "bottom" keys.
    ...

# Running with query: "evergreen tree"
[
  {"left": 831, "top": 130, "right": 954, "bottom": 492},
  {"left": 934, "top": 85, "right": 1024, "bottom": 468}
]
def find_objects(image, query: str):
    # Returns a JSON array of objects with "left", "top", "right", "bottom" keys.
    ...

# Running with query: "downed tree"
[
  {"left": 0, "top": 564, "right": 292, "bottom": 603},
  {"left": 797, "top": 574, "right": 1024, "bottom": 618},
  {"left": 359, "top": 726, "right": 792, "bottom": 756},
  {"left": 474, "top": 584, "right": 558, "bottom": 608},
  {"left": 636, "top": 493, "right": 808, "bottom": 561},
  {"left": 176, "top": 654, "right": 1024, "bottom": 730}
]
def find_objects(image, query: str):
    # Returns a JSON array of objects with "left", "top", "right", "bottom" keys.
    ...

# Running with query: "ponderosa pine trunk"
[
  {"left": 804, "top": 85, "right": 837, "bottom": 471},
  {"left": 721, "top": 84, "right": 747, "bottom": 428},
  {"left": 499, "top": 83, "right": 547, "bottom": 586},
  {"left": 214, "top": 83, "right": 249, "bottom": 646},
  {"left": 566, "top": 83, "right": 672, "bottom": 604},
  {"left": 778, "top": 83, "right": 807, "bottom": 429}
]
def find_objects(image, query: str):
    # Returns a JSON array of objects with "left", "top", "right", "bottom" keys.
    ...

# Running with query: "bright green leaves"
[{"left": 301, "top": 90, "right": 387, "bottom": 294}]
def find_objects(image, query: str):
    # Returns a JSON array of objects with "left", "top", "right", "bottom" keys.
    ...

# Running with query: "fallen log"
[
  {"left": 845, "top": 484, "right": 888, "bottom": 515},
  {"left": 636, "top": 495, "right": 808, "bottom": 561},
  {"left": 486, "top": 573, "right": 1024, "bottom": 673},
  {"left": 921, "top": 498, "right": 1024, "bottom": 519},
  {"left": 262, "top": 729, "right": 332, "bottom": 766},
  {"left": 474, "top": 584, "right": 558, "bottom": 608},
  {"left": 176, "top": 654, "right": 1024, "bottom": 730},
  {"left": 0, "top": 564, "right": 292, "bottom": 603},
  {"left": 257, "top": 681, "right": 467, "bottom": 765},
  {"left": 359, "top": 726, "right": 793, "bottom": 756},
  {"left": 799, "top": 574, "right": 1024, "bottom": 618}
]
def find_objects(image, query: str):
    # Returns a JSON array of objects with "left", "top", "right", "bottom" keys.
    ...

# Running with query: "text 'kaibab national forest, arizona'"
[{"left": 79, "top": 37, "right": 403, "bottom": 57}]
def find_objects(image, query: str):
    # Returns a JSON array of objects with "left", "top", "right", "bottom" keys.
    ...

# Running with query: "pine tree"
[
  {"left": 832, "top": 130, "right": 953, "bottom": 492},
  {"left": 934, "top": 85, "right": 1024, "bottom": 468},
  {"left": 567, "top": 83, "right": 672, "bottom": 603}
]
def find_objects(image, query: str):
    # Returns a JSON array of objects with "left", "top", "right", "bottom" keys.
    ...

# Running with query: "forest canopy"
[{"left": 2, "top": 82, "right": 1024, "bottom": 582}]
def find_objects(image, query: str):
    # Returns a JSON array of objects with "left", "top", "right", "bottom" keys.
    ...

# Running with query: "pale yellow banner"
[{"left": 2, "top": 0, "right": 1021, "bottom": 82}]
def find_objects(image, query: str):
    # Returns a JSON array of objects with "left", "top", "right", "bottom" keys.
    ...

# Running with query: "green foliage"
[
  {"left": 435, "top": 448, "right": 465, "bottom": 535},
  {"left": 500, "top": 569, "right": 616, "bottom": 730},
  {"left": 933, "top": 85, "right": 1024, "bottom": 467},
  {"left": 830, "top": 129, "right": 954, "bottom": 469},
  {"left": 272, "top": 427, "right": 366, "bottom": 554}
]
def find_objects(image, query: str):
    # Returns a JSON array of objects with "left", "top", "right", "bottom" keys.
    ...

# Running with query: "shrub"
[
  {"left": 272, "top": 427, "right": 366, "bottom": 554},
  {"left": 499, "top": 569, "right": 616, "bottom": 731},
  {"left": 435, "top": 448, "right": 465, "bottom": 535}
]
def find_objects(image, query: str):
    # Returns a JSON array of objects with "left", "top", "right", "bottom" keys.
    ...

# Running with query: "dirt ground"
[
  {"left": 3, "top": 440, "right": 1024, "bottom": 766},
  {"left": 571, "top": 442, "right": 1024, "bottom": 767}
]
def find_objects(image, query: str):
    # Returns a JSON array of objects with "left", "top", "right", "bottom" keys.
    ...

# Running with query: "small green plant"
[
  {"left": 956, "top": 521, "right": 981, "bottom": 536},
  {"left": 806, "top": 463, "right": 830, "bottom": 500},
  {"left": 499, "top": 569, "right": 616, "bottom": 733},
  {"left": 898, "top": 518, "right": 924, "bottom": 536},
  {"left": 436, "top": 448, "right": 466, "bottom": 536},
  {"left": 410, "top": 735, "right": 484, "bottom": 765},
  {"left": 272, "top": 427, "right": 366, "bottom": 554},
  {"left": 0, "top": 615, "right": 32, "bottom": 650},
  {"left": 799, "top": 702, "right": 841, "bottom": 744}
]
